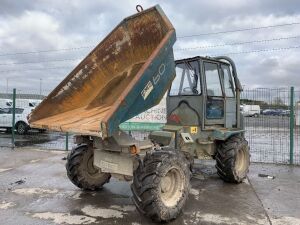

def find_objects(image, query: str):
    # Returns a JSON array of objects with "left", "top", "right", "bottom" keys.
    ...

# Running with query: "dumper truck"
[{"left": 29, "top": 5, "right": 250, "bottom": 222}]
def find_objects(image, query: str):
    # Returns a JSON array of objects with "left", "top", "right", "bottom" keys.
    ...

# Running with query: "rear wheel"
[
  {"left": 16, "top": 122, "right": 28, "bottom": 135},
  {"left": 66, "top": 145, "right": 111, "bottom": 190},
  {"left": 131, "top": 150, "right": 190, "bottom": 222},
  {"left": 215, "top": 135, "right": 250, "bottom": 183}
]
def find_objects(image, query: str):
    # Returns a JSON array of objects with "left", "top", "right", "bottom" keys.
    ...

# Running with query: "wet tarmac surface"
[{"left": 0, "top": 147, "right": 299, "bottom": 225}]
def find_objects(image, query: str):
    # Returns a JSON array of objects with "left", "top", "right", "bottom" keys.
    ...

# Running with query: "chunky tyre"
[
  {"left": 215, "top": 135, "right": 250, "bottom": 183},
  {"left": 131, "top": 150, "right": 190, "bottom": 222},
  {"left": 16, "top": 122, "right": 28, "bottom": 135},
  {"left": 66, "top": 145, "right": 111, "bottom": 190}
]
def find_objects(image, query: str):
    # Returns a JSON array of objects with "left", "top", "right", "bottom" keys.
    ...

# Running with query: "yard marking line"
[{"left": 247, "top": 176, "right": 272, "bottom": 225}]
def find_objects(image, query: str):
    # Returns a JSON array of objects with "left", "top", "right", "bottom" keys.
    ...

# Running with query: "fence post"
[
  {"left": 290, "top": 86, "right": 295, "bottom": 165},
  {"left": 11, "top": 88, "right": 16, "bottom": 148},
  {"left": 66, "top": 132, "right": 69, "bottom": 151}
]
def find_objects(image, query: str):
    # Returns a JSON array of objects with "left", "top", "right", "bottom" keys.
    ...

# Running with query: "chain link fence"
[
  {"left": 294, "top": 90, "right": 300, "bottom": 164},
  {"left": 0, "top": 87, "right": 299, "bottom": 165}
]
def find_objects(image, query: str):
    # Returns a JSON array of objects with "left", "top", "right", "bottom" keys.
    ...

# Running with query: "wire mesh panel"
[
  {"left": 0, "top": 92, "right": 13, "bottom": 147},
  {"left": 241, "top": 88, "right": 291, "bottom": 164},
  {"left": 1, "top": 87, "right": 299, "bottom": 165},
  {"left": 294, "top": 90, "right": 300, "bottom": 164},
  {"left": 0, "top": 88, "right": 69, "bottom": 150}
]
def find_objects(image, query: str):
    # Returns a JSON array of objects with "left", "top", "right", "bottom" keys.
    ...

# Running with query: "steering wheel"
[
  {"left": 183, "top": 87, "right": 192, "bottom": 92},
  {"left": 183, "top": 87, "right": 198, "bottom": 94}
]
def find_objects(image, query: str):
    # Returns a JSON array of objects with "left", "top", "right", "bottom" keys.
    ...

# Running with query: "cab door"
[
  {"left": 221, "top": 64, "right": 236, "bottom": 128},
  {"left": 203, "top": 61, "right": 225, "bottom": 127}
]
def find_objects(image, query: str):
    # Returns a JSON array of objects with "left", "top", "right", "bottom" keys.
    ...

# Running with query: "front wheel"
[
  {"left": 215, "top": 135, "right": 250, "bottom": 183},
  {"left": 66, "top": 145, "right": 111, "bottom": 190},
  {"left": 131, "top": 150, "right": 190, "bottom": 222},
  {"left": 16, "top": 122, "right": 28, "bottom": 135}
]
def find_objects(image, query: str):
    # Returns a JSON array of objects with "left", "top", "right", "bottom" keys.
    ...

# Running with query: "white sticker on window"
[{"left": 141, "top": 81, "right": 154, "bottom": 100}]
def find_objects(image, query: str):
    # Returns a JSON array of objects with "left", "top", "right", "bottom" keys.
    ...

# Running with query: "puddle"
[{"left": 30, "top": 212, "right": 96, "bottom": 224}]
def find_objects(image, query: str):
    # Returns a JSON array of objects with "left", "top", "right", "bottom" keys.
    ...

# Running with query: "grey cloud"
[{"left": 0, "top": 0, "right": 299, "bottom": 92}]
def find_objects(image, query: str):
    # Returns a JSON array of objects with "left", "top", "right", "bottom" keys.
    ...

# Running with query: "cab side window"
[
  {"left": 204, "top": 62, "right": 224, "bottom": 119},
  {"left": 221, "top": 65, "right": 235, "bottom": 97}
]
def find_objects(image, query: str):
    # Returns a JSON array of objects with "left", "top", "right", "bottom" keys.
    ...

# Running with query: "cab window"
[
  {"left": 170, "top": 61, "right": 201, "bottom": 96},
  {"left": 204, "top": 62, "right": 222, "bottom": 97},
  {"left": 221, "top": 65, "right": 235, "bottom": 97},
  {"left": 204, "top": 62, "right": 224, "bottom": 119}
]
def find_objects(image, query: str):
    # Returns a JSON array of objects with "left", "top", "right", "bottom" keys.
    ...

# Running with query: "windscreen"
[{"left": 170, "top": 61, "right": 200, "bottom": 96}]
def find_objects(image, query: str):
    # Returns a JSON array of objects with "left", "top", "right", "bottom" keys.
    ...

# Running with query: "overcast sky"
[{"left": 0, "top": 0, "right": 299, "bottom": 94}]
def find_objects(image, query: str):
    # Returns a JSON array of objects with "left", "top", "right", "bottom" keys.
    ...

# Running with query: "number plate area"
[{"left": 94, "top": 150, "right": 133, "bottom": 176}]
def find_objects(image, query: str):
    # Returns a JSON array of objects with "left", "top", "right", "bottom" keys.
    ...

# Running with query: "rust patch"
[{"left": 29, "top": 6, "right": 175, "bottom": 137}]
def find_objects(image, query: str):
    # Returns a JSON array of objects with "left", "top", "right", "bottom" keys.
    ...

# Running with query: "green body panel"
[
  {"left": 211, "top": 129, "right": 244, "bottom": 141},
  {"left": 149, "top": 130, "right": 174, "bottom": 146},
  {"left": 120, "top": 122, "right": 164, "bottom": 131}
]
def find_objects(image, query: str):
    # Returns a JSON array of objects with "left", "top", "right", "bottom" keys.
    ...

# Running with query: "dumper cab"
[
  {"left": 167, "top": 56, "right": 242, "bottom": 130},
  {"left": 149, "top": 56, "right": 246, "bottom": 159}
]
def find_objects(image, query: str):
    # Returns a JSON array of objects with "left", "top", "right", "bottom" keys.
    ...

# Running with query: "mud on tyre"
[
  {"left": 66, "top": 144, "right": 111, "bottom": 190},
  {"left": 215, "top": 135, "right": 250, "bottom": 183},
  {"left": 131, "top": 150, "right": 190, "bottom": 222}
]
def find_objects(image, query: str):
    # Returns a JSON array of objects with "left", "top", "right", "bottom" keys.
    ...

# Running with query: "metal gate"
[{"left": 241, "top": 87, "right": 299, "bottom": 164}]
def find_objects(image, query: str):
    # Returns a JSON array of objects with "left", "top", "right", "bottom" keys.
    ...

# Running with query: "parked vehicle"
[
  {"left": 15, "top": 99, "right": 42, "bottom": 108},
  {"left": 0, "top": 107, "right": 33, "bottom": 134},
  {"left": 279, "top": 109, "right": 290, "bottom": 116},
  {"left": 241, "top": 104, "right": 260, "bottom": 117},
  {"left": 0, "top": 99, "right": 12, "bottom": 108},
  {"left": 262, "top": 109, "right": 289, "bottom": 116},
  {"left": 28, "top": 5, "right": 250, "bottom": 222}
]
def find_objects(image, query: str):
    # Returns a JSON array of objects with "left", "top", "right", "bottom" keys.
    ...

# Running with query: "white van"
[
  {"left": 0, "top": 107, "right": 33, "bottom": 134},
  {"left": 15, "top": 99, "right": 42, "bottom": 108},
  {"left": 0, "top": 99, "right": 13, "bottom": 108},
  {"left": 240, "top": 104, "right": 260, "bottom": 117}
]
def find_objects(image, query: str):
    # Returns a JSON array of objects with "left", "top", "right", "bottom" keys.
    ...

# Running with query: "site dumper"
[{"left": 29, "top": 5, "right": 250, "bottom": 222}]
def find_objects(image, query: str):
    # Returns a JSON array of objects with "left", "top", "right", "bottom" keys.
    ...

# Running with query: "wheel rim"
[
  {"left": 235, "top": 146, "right": 248, "bottom": 175},
  {"left": 160, "top": 167, "right": 185, "bottom": 207},
  {"left": 18, "top": 124, "right": 25, "bottom": 133}
]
